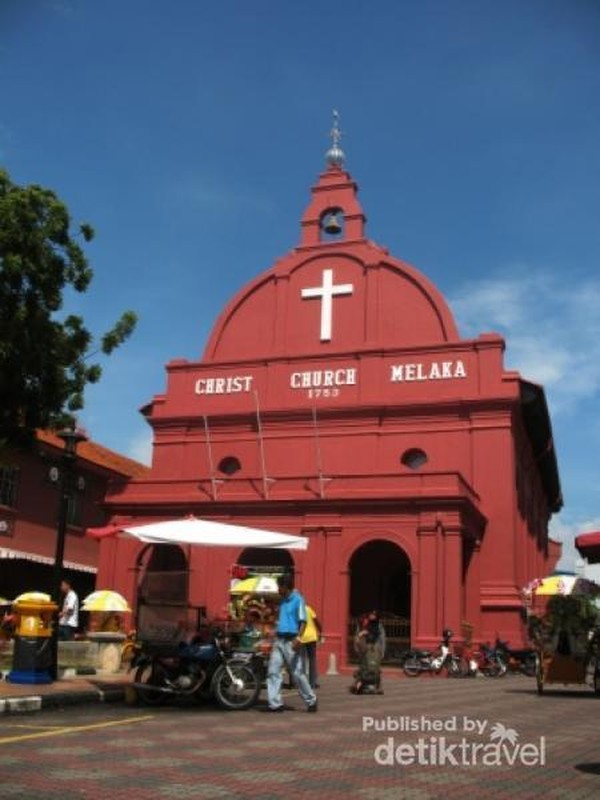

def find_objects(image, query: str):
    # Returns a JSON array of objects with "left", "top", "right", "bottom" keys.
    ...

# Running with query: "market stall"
[
  {"left": 86, "top": 517, "right": 308, "bottom": 705},
  {"left": 87, "top": 516, "right": 307, "bottom": 650}
]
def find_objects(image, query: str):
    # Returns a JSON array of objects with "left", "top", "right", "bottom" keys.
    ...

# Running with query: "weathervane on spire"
[{"left": 325, "top": 108, "right": 345, "bottom": 169}]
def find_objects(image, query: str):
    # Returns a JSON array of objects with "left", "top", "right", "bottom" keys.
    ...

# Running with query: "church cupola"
[
  {"left": 325, "top": 109, "right": 345, "bottom": 169},
  {"left": 299, "top": 110, "right": 366, "bottom": 248}
]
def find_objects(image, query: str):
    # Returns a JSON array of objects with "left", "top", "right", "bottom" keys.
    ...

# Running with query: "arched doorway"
[
  {"left": 348, "top": 539, "right": 411, "bottom": 663},
  {"left": 135, "top": 544, "right": 192, "bottom": 642},
  {"left": 237, "top": 547, "right": 294, "bottom": 575}
]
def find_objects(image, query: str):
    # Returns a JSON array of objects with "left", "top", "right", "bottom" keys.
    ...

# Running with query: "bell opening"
[{"left": 320, "top": 208, "right": 344, "bottom": 239}]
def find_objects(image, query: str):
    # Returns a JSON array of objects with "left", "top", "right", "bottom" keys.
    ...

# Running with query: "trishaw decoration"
[
  {"left": 228, "top": 567, "right": 285, "bottom": 658},
  {"left": 523, "top": 574, "right": 600, "bottom": 695}
]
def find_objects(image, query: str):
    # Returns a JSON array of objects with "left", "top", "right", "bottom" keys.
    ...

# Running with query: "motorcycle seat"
[{"left": 178, "top": 642, "right": 218, "bottom": 660}]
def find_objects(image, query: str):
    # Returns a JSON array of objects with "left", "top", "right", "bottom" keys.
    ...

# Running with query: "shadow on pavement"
[{"left": 575, "top": 763, "right": 600, "bottom": 775}]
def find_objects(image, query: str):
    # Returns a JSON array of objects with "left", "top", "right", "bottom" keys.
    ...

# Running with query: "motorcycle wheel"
[
  {"left": 483, "top": 661, "right": 504, "bottom": 678},
  {"left": 403, "top": 656, "right": 421, "bottom": 677},
  {"left": 212, "top": 663, "right": 260, "bottom": 710},
  {"left": 134, "top": 662, "right": 167, "bottom": 706},
  {"left": 446, "top": 658, "right": 462, "bottom": 678}
]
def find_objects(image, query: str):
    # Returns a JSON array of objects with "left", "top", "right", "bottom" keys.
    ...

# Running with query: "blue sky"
[{"left": 2, "top": 1, "right": 600, "bottom": 568}]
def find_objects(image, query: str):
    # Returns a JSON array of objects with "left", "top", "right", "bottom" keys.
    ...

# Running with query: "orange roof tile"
[{"left": 36, "top": 430, "right": 150, "bottom": 479}]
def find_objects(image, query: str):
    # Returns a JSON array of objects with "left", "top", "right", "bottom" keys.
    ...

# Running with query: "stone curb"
[{"left": 0, "top": 685, "right": 126, "bottom": 714}]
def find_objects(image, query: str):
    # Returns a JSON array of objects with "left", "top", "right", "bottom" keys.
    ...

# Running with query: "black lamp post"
[{"left": 49, "top": 427, "right": 87, "bottom": 680}]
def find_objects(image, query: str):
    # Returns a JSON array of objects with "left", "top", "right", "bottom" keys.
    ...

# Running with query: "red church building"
[{"left": 97, "top": 123, "right": 562, "bottom": 666}]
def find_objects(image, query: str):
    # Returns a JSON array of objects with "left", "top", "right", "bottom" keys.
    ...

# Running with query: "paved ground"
[{"left": 1, "top": 673, "right": 600, "bottom": 799}]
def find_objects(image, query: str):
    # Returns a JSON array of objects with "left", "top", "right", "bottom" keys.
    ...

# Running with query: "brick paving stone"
[{"left": 1, "top": 675, "right": 600, "bottom": 799}]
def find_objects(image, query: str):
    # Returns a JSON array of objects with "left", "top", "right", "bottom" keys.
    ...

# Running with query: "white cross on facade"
[{"left": 301, "top": 268, "right": 354, "bottom": 342}]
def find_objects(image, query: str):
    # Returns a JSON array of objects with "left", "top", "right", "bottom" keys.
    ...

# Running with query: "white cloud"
[
  {"left": 449, "top": 267, "right": 600, "bottom": 572},
  {"left": 449, "top": 270, "right": 600, "bottom": 414},
  {"left": 127, "top": 429, "right": 153, "bottom": 466}
]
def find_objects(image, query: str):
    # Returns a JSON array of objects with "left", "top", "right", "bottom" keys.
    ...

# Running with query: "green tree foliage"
[{"left": 0, "top": 168, "right": 137, "bottom": 446}]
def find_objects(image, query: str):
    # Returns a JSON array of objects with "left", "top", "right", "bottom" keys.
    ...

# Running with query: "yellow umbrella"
[
  {"left": 230, "top": 575, "right": 279, "bottom": 595},
  {"left": 533, "top": 575, "right": 600, "bottom": 596},
  {"left": 82, "top": 590, "right": 131, "bottom": 612},
  {"left": 0, "top": 597, "right": 11, "bottom": 606},
  {"left": 13, "top": 592, "right": 52, "bottom": 604}
]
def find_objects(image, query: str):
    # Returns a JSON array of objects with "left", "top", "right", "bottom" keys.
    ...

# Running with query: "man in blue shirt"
[{"left": 266, "top": 574, "right": 318, "bottom": 712}]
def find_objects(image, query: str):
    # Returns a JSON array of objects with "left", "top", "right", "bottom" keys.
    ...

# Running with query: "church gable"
[{"left": 204, "top": 193, "right": 459, "bottom": 362}]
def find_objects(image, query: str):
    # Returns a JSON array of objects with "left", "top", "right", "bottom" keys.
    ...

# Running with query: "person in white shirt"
[{"left": 58, "top": 579, "right": 79, "bottom": 640}]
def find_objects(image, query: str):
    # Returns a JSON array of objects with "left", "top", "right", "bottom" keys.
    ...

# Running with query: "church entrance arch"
[
  {"left": 348, "top": 539, "right": 411, "bottom": 664},
  {"left": 135, "top": 544, "right": 191, "bottom": 642},
  {"left": 237, "top": 547, "right": 294, "bottom": 576}
]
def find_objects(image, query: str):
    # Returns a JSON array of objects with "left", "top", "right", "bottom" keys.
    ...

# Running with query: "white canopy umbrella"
[{"left": 116, "top": 516, "right": 309, "bottom": 551}]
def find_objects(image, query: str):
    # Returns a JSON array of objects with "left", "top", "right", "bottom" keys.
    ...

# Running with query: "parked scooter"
[
  {"left": 403, "top": 629, "right": 462, "bottom": 677},
  {"left": 132, "top": 631, "right": 262, "bottom": 710},
  {"left": 494, "top": 638, "right": 536, "bottom": 677},
  {"left": 461, "top": 642, "right": 507, "bottom": 677}
]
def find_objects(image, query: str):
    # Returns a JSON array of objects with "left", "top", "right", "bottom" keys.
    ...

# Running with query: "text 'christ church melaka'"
[{"left": 97, "top": 118, "right": 562, "bottom": 665}]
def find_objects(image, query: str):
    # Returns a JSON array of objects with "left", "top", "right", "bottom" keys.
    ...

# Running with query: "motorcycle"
[
  {"left": 403, "top": 630, "right": 462, "bottom": 678},
  {"left": 131, "top": 632, "right": 262, "bottom": 710},
  {"left": 461, "top": 642, "right": 507, "bottom": 678},
  {"left": 494, "top": 638, "right": 536, "bottom": 677}
]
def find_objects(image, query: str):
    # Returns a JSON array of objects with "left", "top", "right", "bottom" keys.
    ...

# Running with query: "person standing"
[
  {"left": 299, "top": 603, "right": 322, "bottom": 689},
  {"left": 266, "top": 574, "right": 318, "bottom": 712},
  {"left": 58, "top": 578, "right": 79, "bottom": 640}
]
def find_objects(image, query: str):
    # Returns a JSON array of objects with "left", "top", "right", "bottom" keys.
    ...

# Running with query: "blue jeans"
[
  {"left": 267, "top": 638, "right": 317, "bottom": 709},
  {"left": 303, "top": 641, "right": 318, "bottom": 688}
]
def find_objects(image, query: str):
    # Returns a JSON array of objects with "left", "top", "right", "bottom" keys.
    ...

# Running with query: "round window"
[
  {"left": 218, "top": 456, "right": 241, "bottom": 476},
  {"left": 401, "top": 448, "right": 428, "bottom": 470}
]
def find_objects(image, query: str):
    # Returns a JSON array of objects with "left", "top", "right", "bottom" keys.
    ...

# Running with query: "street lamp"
[{"left": 50, "top": 426, "right": 87, "bottom": 680}]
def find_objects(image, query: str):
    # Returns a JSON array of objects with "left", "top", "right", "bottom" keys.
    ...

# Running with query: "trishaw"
[{"left": 527, "top": 591, "right": 600, "bottom": 695}]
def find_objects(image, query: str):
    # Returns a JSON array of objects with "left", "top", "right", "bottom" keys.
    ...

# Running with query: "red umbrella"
[{"left": 575, "top": 531, "right": 600, "bottom": 564}]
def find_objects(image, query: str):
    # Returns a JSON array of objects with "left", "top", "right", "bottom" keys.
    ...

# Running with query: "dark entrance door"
[
  {"left": 237, "top": 547, "right": 294, "bottom": 575},
  {"left": 348, "top": 539, "right": 411, "bottom": 664},
  {"left": 136, "top": 544, "right": 192, "bottom": 645}
]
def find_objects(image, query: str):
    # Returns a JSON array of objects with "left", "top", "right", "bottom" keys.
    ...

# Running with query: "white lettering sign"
[
  {"left": 301, "top": 268, "right": 354, "bottom": 342},
  {"left": 195, "top": 375, "right": 254, "bottom": 395},
  {"left": 390, "top": 361, "right": 467, "bottom": 383},
  {"left": 290, "top": 368, "right": 357, "bottom": 390}
]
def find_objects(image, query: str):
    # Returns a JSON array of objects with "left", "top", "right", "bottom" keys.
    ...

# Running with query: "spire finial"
[{"left": 325, "top": 108, "right": 345, "bottom": 169}]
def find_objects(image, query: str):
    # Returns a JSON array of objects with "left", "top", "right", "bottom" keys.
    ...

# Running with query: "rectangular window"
[{"left": 0, "top": 466, "right": 19, "bottom": 508}]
